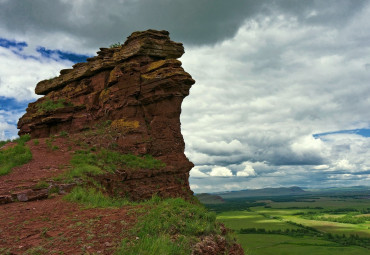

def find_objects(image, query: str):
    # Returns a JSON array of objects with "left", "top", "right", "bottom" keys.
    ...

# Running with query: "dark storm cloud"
[
  {"left": 273, "top": 0, "right": 367, "bottom": 20},
  {"left": 1, "top": 0, "right": 370, "bottom": 192},
  {"left": 0, "top": 0, "right": 264, "bottom": 47}
]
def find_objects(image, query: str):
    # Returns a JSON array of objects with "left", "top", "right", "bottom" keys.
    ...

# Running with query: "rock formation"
[{"left": 17, "top": 29, "right": 195, "bottom": 200}]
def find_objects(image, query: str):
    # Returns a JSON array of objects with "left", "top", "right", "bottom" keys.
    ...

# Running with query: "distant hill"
[
  {"left": 216, "top": 186, "right": 306, "bottom": 199},
  {"left": 196, "top": 193, "right": 225, "bottom": 204}
]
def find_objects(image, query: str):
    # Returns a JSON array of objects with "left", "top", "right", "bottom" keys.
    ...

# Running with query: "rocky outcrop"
[{"left": 17, "top": 30, "right": 195, "bottom": 200}]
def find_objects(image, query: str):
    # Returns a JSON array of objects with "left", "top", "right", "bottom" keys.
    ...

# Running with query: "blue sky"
[
  {"left": 0, "top": 37, "right": 90, "bottom": 139},
  {"left": 1, "top": 0, "right": 370, "bottom": 192}
]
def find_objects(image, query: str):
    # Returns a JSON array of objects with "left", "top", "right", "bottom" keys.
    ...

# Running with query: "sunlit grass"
[{"left": 0, "top": 135, "right": 32, "bottom": 176}]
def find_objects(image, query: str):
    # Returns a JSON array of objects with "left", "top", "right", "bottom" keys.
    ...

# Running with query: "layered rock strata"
[{"left": 17, "top": 30, "right": 195, "bottom": 200}]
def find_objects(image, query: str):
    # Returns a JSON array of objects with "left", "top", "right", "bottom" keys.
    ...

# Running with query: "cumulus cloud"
[
  {"left": 0, "top": 45, "right": 74, "bottom": 101},
  {"left": 0, "top": 109, "right": 23, "bottom": 139},
  {"left": 182, "top": 2, "right": 370, "bottom": 192},
  {"left": 190, "top": 168, "right": 208, "bottom": 178},
  {"left": 0, "top": 0, "right": 369, "bottom": 192},
  {"left": 236, "top": 163, "right": 256, "bottom": 177},
  {"left": 208, "top": 167, "right": 233, "bottom": 177},
  {"left": 0, "top": 0, "right": 267, "bottom": 52}
]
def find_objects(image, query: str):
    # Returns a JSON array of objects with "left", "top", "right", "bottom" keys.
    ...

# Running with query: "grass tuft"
[
  {"left": 59, "top": 149, "right": 165, "bottom": 182},
  {"left": 34, "top": 181, "right": 49, "bottom": 189},
  {"left": 37, "top": 98, "right": 73, "bottom": 113},
  {"left": 14, "top": 134, "right": 31, "bottom": 145},
  {"left": 116, "top": 197, "right": 220, "bottom": 254},
  {"left": 64, "top": 186, "right": 130, "bottom": 208},
  {"left": 0, "top": 135, "right": 32, "bottom": 176}
]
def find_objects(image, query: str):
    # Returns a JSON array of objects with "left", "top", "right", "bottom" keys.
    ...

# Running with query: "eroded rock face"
[{"left": 17, "top": 30, "right": 195, "bottom": 200}]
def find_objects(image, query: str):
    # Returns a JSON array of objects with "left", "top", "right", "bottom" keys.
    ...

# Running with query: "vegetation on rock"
[
  {"left": 57, "top": 148, "right": 165, "bottom": 183},
  {"left": 37, "top": 98, "right": 73, "bottom": 113},
  {"left": 64, "top": 186, "right": 131, "bottom": 208}
]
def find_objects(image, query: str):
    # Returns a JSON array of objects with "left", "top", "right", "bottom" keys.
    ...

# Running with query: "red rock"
[{"left": 17, "top": 30, "right": 195, "bottom": 200}]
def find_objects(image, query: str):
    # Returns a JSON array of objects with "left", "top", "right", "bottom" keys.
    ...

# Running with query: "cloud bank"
[{"left": 0, "top": 0, "right": 369, "bottom": 192}]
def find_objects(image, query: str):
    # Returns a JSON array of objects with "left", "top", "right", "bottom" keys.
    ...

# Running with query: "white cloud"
[
  {"left": 181, "top": 5, "right": 370, "bottom": 191},
  {"left": 208, "top": 166, "right": 233, "bottom": 177},
  {"left": 313, "top": 165, "right": 330, "bottom": 170},
  {"left": 190, "top": 168, "right": 209, "bottom": 178},
  {"left": 333, "top": 159, "right": 356, "bottom": 171},
  {"left": 236, "top": 162, "right": 256, "bottom": 177},
  {"left": 0, "top": 1, "right": 369, "bottom": 192},
  {"left": 0, "top": 47, "right": 73, "bottom": 101}
]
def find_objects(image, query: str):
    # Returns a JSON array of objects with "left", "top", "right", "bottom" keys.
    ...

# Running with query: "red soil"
[
  {"left": 0, "top": 196, "right": 139, "bottom": 254},
  {"left": 0, "top": 137, "right": 74, "bottom": 195},
  {"left": 0, "top": 137, "right": 141, "bottom": 254}
]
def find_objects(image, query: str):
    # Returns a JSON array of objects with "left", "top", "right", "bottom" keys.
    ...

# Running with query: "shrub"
[{"left": 109, "top": 42, "right": 121, "bottom": 48}]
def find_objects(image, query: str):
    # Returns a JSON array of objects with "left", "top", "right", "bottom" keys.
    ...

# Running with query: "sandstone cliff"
[
  {"left": 18, "top": 30, "right": 195, "bottom": 200},
  {"left": 0, "top": 30, "right": 244, "bottom": 254}
]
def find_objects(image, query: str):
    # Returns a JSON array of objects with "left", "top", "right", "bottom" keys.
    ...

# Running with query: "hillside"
[
  {"left": 0, "top": 30, "right": 244, "bottom": 254},
  {"left": 196, "top": 193, "right": 225, "bottom": 204}
]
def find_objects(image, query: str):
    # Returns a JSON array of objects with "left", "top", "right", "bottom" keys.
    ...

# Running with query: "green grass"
[
  {"left": 97, "top": 149, "right": 165, "bottom": 170},
  {"left": 215, "top": 197, "right": 370, "bottom": 254},
  {"left": 14, "top": 134, "right": 31, "bottom": 145},
  {"left": 116, "top": 197, "right": 221, "bottom": 255},
  {"left": 64, "top": 186, "right": 130, "bottom": 208},
  {"left": 34, "top": 181, "right": 49, "bottom": 189},
  {"left": 0, "top": 140, "right": 10, "bottom": 147},
  {"left": 58, "top": 149, "right": 165, "bottom": 182},
  {"left": 45, "top": 138, "right": 59, "bottom": 151},
  {"left": 37, "top": 98, "right": 73, "bottom": 113},
  {"left": 236, "top": 234, "right": 370, "bottom": 255},
  {"left": 218, "top": 210, "right": 300, "bottom": 231},
  {"left": 59, "top": 131, "right": 69, "bottom": 137},
  {"left": 0, "top": 135, "right": 32, "bottom": 176},
  {"left": 63, "top": 187, "right": 230, "bottom": 254}
]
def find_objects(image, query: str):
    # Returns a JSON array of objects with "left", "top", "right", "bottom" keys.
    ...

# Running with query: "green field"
[{"left": 214, "top": 195, "right": 370, "bottom": 254}]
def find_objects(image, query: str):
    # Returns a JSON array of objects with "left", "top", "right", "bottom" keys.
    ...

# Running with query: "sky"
[{"left": 1, "top": 0, "right": 370, "bottom": 193}]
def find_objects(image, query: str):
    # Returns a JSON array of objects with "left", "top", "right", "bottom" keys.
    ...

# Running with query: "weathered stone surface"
[
  {"left": 0, "top": 195, "right": 13, "bottom": 204},
  {"left": 34, "top": 30, "right": 185, "bottom": 95},
  {"left": 18, "top": 29, "right": 195, "bottom": 200},
  {"left": 192, "top": 234, "right": 244, "bottom": 255},
  {"left": 14, "top": 189, "right": 49, "bottom": 202}
]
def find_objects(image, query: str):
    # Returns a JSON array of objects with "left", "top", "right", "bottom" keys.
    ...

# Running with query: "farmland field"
[{"left": 209, "top": 194, "right": 370, "bottom": 254}]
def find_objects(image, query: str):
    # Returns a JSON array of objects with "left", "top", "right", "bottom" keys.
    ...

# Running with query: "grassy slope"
[{"left": 65, "top": 187, "right": 233, "bottom": 254}]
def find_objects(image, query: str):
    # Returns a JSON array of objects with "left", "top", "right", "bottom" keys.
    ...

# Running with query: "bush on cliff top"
[{"left": 0, "top": 135, "right": 32, "bottom": 176}]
